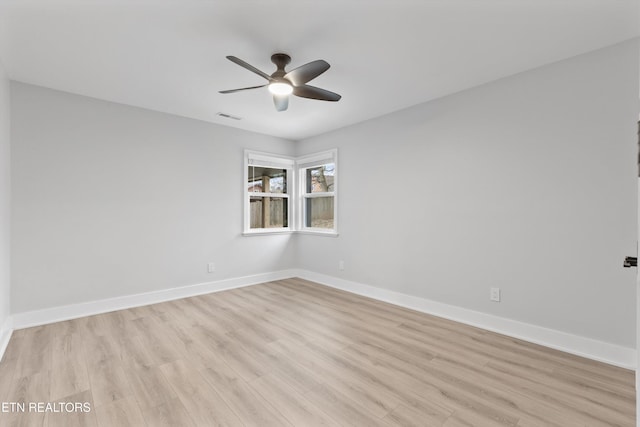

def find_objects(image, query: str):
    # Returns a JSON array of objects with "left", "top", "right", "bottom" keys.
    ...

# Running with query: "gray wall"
[
  {"left": 10, "top": 83, "right": 296, "bottom": 313},
  {"left": 295, "top": 39, "right": 639, "bottom": 348},
  {"left": 0, "top": 60, "right": 9, "bottom": 330},
  {"left": 9, "top": 40, "right": 639, "bottom": 350}
]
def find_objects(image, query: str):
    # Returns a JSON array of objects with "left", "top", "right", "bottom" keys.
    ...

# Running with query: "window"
[
  {"left": 298, "top": 149, "right": 338, "bottom": 234},
  {"left": 243, "top": 149, "right": 337, "bottom": 235},
  {"left": 244, "top": 151, "right": 294, "bottom": 234}
]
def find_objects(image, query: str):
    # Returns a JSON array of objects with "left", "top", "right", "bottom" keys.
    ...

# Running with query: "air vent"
[{"left": 216, "top": 112, "right": 242, "bottom": 120}]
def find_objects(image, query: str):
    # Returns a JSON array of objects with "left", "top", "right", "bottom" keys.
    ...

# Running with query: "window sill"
[
  {"left": 242, "top": 229, "right": 338, "bottom": 237},
  {"left": 296, "top": 229, "right": 339, "bottom": 237},
  {"left": 242, "top": 229, "right": 294, "bottom": 236}
]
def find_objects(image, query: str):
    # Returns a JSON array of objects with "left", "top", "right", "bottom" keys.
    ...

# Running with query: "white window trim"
[
  {"left": 297, "top": 149, "right": 338, "bottom": 236},
  {"left": 243, "top": 149, "right": 338, "bottom": 236},
  {"left": 243, "top": 150, "right": 295, "bottom": 235}
]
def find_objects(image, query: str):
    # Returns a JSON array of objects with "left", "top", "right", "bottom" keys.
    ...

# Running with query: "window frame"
[
  {"left": 243, "top": 150, "right": 295, "bottom": 235},
  {"left": 297, "top": 149, "right": 338, "bottom": 236},
  {"left": 243, "top": 149, "right": 338, "bottom": 236}
]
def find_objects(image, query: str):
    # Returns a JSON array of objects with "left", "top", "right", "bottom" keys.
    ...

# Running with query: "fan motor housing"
[{"left": 271, "top": 53, "right": 291, "bottom": 77}]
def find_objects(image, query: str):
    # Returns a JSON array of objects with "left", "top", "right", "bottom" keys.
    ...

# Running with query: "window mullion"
[
  {"left": 250, "top": 192, "right": 289, "bottom": 198},
  {"left": 302, "top": 192, "right": 333, "bottom": 198}
]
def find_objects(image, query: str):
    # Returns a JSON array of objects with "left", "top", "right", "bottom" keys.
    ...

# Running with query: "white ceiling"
[{"left": 0, "top": 0, "right": 638, "bottom": 140}]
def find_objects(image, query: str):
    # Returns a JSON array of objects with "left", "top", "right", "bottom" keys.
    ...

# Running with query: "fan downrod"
[{"left": 271, "top": 53, "right": 291, "bottom": 73}]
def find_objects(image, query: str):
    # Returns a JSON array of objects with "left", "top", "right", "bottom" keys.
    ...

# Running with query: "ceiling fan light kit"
[
  {"left": 220, "top": 53, "right": 341, "bottom": 112},
  {"left": 268, "top": 82, "right": 293, "bottom": 95}
]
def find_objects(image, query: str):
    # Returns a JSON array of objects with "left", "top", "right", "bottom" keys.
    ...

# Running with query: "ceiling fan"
[{"left": 219, "top": 53, "right": 341, "bottom": 112}]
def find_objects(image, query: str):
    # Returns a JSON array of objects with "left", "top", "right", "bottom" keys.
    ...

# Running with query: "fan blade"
[
  {"left": 219, "top": 84, "right": 266, "bottom": 94},
  {"left": 273, "top": 95, "right": 289, "bottom": 112},
  {"left": 293, "top": 85, "right": 341, "bottom": 102},
  {"left": 226, "top": 56, "right": 273, "bottom": 81},
  {"left": 284, "top": 60, "right": 330, "bottom": 86}
]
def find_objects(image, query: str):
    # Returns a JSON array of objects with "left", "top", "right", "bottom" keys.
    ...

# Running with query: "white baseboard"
[
  {"left": 11, "top": 269, "right": 298, "bottom": 330},
  {"left": 5, "top": 268, "right": 635, "bottom": 370},
  {"left": 294, "top": 269, "right": 636, "bottom": 370},
  {"left": 0, "top": 315, "right": 13, "bottom": 362}
]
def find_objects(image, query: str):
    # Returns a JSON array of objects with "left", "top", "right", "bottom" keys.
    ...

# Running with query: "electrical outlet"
[
  {"left": 338, "top": 260, "right": 345, "bottom": 271},
  {"left": 207, "top": 262, "right": 216, "bottom": 273},
  {"left": 490, "top": 287, "right": 501, "bottom": 302}
]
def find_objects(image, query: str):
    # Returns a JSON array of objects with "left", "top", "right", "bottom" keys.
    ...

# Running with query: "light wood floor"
[{"left": 0, "top": 278, "right": 635, "bottom": 426}]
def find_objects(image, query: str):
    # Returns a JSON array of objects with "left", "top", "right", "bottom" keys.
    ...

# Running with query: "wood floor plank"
[
  {"left": 87, "top": 356, "right": 134, "bottom": 407},
  {"left": 251, "top": 373, "right": 340, "bottom": 427},
  {"left": 217, "top": 340, "right": 269, "bottom": 383},
  {"left": 129, "top": 316, "right": 184, "bottom": 366},
  {"left": 159, "top": 359, "right": 244, "bottom": 427},
  {"left": 0, "top": 354, "right": 18, "bottom": 402},
  {"left": 13, "top": 325, "right": 53, "bottom": 379},
  {"left": 429, "top": 356, "right": 579, "bottom": 427},
  {"left": 384, "top": 402, "right": 451, "bottom": 427},
  {"left": 339, "top": 341, "right": 528, "bottom": 426},
  {"left": 141, "top": 397, "right": 196, "bottom": 427},
  {"left": 484, "top": 359, "right": 632, "bottom": 426},
  {"left": 155, "top": 318, "right": 229, "bottom": 372},
  {"left": 304, "top": 382, "right": 393, "bottom": 427},
  {"left": 94, "top": 396, "right": 146, "bottom": 427},
  {"left": 270, "top": 338, "right": 403, "bottom": 418},
  {"left": 241, "top": 340, "right": 325, "bottom": 396},
  {"left": 437, "top": 352, "right": 634, "bottom": 420},
  {"left": 0, "top": 278, "right": 634, "bottom": 426},
  {"left": 50, "top": 332, "right": 90, "bottom": 401},
  {"left": 444, "top": 408, "right": 513, "bottom": 427},
  {"left": 552, "top": 364, "right": 635, "bottom": 397},
  {"left": 80, "top": 332, "right": 119, "bottom": 365},
  {"left": 110, "top": 333, "right": 156, "bottom": 369},
  {"left": 45, "top": 389, "right": 97, "bottom": 427},
  {"left": 2, "top": 370, "right": 51, "bottom": 427},
  {"left": 200, "top": 363, "right": 293, "bottom": 427},
  {"left": 120, "top": 360, "right": 177, "bottom": 411},
  {"left": 335, "top": 342, "right": 519, "bottom": 425}
]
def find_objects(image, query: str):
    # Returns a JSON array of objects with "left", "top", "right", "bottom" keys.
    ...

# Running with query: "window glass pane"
[
  {"left": 250, "top": 197, "right": 288, "bottom": 229},
  {"left": 247, "top": 178, "right": 263, "bottom": 193},
  {"left": 248, "top": 166, "right": 287, "bottom": 193},
  {"left": 305, "top": 196, "right": 334, "bottom": 229},
  {"left": 305, "top": 163, "right": 334, "bottom": 193}
]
